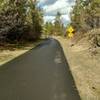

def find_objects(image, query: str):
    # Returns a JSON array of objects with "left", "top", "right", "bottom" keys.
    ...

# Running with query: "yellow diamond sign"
[
  {"left": 68, "top": 33, "right": 74, "bottom": 38},
  {"left": 67, "top": 26, "right": 74, "bottom": 33},
  {"left": 67, "top": 26, "right": 75, "bottom": 38}
]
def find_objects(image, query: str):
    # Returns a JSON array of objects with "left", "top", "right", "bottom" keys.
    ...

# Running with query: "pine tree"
[
  {"left": 71, "top": 0, "right": 100, "bottom": 32},
  {"left": 0, "top": 0, "right": 43, "bottom": 43},
  {"left": 54, "top": 12, "right": 64, "bottom": 35}
]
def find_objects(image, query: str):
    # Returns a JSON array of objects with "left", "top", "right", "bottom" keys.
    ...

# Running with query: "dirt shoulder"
[
  {"left": 0, "top": 40, "right": 43, "bottom": 66},
  {"left": 54, "top": 36, "right": 100, "bottom": 100}
]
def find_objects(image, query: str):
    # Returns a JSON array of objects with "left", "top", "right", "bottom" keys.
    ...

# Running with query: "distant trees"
[
  {"left": 42, "top": 12, "right": 65, "bottom": 37},
  {"left": 0, "top": 0, "right": 43, "bottom": 43},
  {"left": 42, "top": 22, "right": 54, "bottom": 37},
  {"left": 54, "top": 12, "right": 64, "bottom": 35}
]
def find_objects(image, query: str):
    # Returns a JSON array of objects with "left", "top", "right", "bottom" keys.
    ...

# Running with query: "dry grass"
[
  {"left": 54, "top": 36, "right": 100, "bottom": 100},
  {"left": 0, "top": 50, "right": 28, "bottom": 66},
  {"left": 0, "top": 40, "right": 43, "bottom": 66}
]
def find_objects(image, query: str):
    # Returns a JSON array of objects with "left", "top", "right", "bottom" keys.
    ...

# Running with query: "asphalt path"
[{"left": 0, "top": 38, "right": 81, "bottom": 100}]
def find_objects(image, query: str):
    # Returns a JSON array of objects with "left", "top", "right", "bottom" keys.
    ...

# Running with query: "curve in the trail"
[{"left": 0, "top": 38, "right": 81, "bottom": 100}]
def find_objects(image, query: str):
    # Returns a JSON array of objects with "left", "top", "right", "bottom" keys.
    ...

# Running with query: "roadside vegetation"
[
  {"left": 70, "top": 0, "right": 100, "bottom": 53},
  {"left": 0, "top": 0, "right": 43, "bottom": 45},
  {"left": 58, "top": 0, "right": 100, "bottom": 100},
  {"left": 51, "top": 0, "right": 100, "bottom": 100},
  {"left": 42, "top": 12, "right": 65, "bottom": 37},
  {"left": 0, "top": 0, "right": 43, "bottom": 66},
  {"left": 0, "top": 0, "right": 65, "bottom": 65}
]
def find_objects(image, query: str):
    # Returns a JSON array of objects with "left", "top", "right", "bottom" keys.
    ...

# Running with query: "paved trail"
[{"left": 0, "top": 39, "right": 81, "bottom": 100}]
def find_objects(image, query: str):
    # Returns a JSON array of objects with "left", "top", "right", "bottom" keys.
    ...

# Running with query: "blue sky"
[{"left": 37, "top": 0, "right": 75, "bottom": 25}]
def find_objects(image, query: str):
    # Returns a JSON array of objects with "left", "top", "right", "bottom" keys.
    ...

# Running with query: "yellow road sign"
[
  {"left": 68, "top": 33, "right": 74, "bottom": 38},
  {"left": 67, "top": 26, "right": 74, "bottom": 33},
  {"left": 67, "top": 26, "right": 75, "bottom": 38}
]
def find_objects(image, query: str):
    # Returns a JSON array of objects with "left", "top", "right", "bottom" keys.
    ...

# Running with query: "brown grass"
[
  {"left": 54, "top": 36, "right": 100, "bottom": 100},
  {"left": 0, "top": 40, "right": 43, "bottom": 66}
]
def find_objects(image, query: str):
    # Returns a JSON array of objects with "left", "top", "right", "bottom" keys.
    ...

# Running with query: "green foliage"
[
  {"left": 54, "top": 12, "right": 64, "bottom": 35},
  {"left": 70, "top": 0, "right": 100, "bottom": 32},
  {"left": 0, "top": 0, "right": 43, "bottom": 43},
  {"left": 0, "top": 0, "right": 27, "bottom": 43},
  {"left": 43, "top": 22, "right": 54, "bottom": 37},
  {"left": 42, "top": 12, "right": 65, "bottom": 37},
  {"left": 30, "top": 2, "right": 43, "bottom": 39}
]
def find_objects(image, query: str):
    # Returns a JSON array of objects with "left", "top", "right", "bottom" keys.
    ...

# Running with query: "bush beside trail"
[
  {"left": 0, "top": 0, "right": 43, "bottom": 44},
  {"left": 71, "top": 28, "right": 100, "bottom": 56},
  {"left": 87, "top": 29, "right": 100, "bottom": 47},
  {"left": 70, "top": 0, "right": 100, "bottom": 55}
]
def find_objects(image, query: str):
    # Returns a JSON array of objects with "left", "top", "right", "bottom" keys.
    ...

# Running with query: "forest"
[{"left": 0, "top": 0, "right": 43, "bottom": 44}]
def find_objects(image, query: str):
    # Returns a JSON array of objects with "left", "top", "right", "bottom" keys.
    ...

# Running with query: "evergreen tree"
[
  {"left": 54, "top": 12, "right": 64, "bottom": 35},
  {"left": 71, "top": 0, "right": 100, "bottom": 32},
  {"left": 0, "top": 0, "right": 43, "bottom": 43},
  {"left": 43, "top": 22, "right": 54, "bottom": 37}
]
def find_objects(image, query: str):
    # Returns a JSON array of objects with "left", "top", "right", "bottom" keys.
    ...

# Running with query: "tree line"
[
  {"left": 70, "top": 0, "right": 100, "bottom": 47},
  {"left": 0, "top": 0, "right": 43, "bottom": 44},
  {"left": 70, "top": 0, "right": 100, "bottom": 32},
  {"left": 42, "top": 12, "right": 65, "bottom": 37}
]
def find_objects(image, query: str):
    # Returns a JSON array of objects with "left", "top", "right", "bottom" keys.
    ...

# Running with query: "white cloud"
[
  {"left": 37, "top": 0, "right": 47, "bottom": 3},
  {"left": 61, "top": 15, "right": 70, "bottom": 21},
  {"left": 44, "top": 0, "right": 71, "bottom": 12},
  {"left": 37, "top": 0, "right": 57, "bottom": 6},
  {"left": 38, "top": 0, "right": 75, "bottom": 25},
  {"left": 43, "top": 16, "right": 55, "bottom": 23},
  {"left": 61, "top": 15, "right": 71, "bottom": 25}
]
